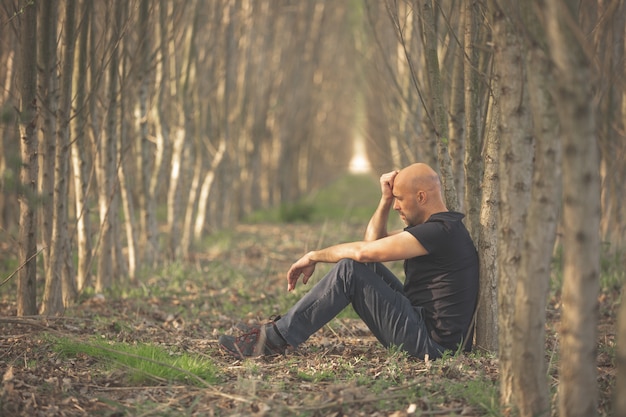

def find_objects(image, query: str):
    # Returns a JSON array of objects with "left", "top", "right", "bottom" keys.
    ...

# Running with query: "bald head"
[
  {"left": 395, "top": 163, "right": 442, "bottom": 196},
  {"left": 392, "top": 163, "right": 447, "bottom": 225}
]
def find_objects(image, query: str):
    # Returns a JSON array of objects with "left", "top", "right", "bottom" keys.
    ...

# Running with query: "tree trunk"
[
  {"left": 476, "top": 88, "right": 499, "bottom": 352},
  {"left": 71, "top": 0, "right": 93, "bottom": 291},
  {"left": 38, "top": 0, "right": 65, "bottom": 315},
  {"left": 178, "top": 0, "right": 202, "bottom": 259},
  {"left": 110, "top": 0, "right": 126, "bottom": 281},
  {"left": 118, "top": 27, "right": 137, "bottom": 280},
  {"left": 546, "top": 0, "right": 601, "bottom": 416},
  {"left": 596, "top": 0, "right": 626, "bottom": 252},
  {"left": 417, "top": 0, "right": 457, "bottom": 210},
  {"left": 180, "top": 143, "right": 202, "bottom": 259},
  {"left": 510, "top": 3, "right": 561, "bottom": 413},
  {"left": 462, "top": 0, "right": 485, "bottom": 242},
  {"left": 0, "top": 21, "right": 17, "bottom": 233},
  {"left": 166, "top": 127, "right": 186, "bottom": 257},
  {"left": 447, "top": 6, "right": 465, "bottom": 210},
  {"left": 194, "top": 139, "right": 226, "bottom": 239},
  {"left": 490, "top": 0, "right": 534, "bottom": 408},
  {"left": 162, "top": 0, "right": 185, "bottom": 258},
  {"left": 37, "top": 0, "right": 58, "bottom": 281},
  {"left": 119, "top": 115, "right": 137, "bottom": 280},
  {"left": 135, "top": 0, "right": 152, "bottom": 267},
  {"left": 616, "top": 280, "right": 626, "bottom": 416},
  {"left": 95, "top": 1, "right": 121, "bottom": 292},
  {"left": 17, "top": 0, "right": 38, "bottom": 317},
  {"left": 143, "top": 0, "right": 171, "bottom": 267},
  {"left": 42, "top": 0, "right": 78, "bottom": 314}
]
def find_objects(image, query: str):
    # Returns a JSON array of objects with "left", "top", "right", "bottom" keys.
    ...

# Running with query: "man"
[{"left": 219, "top": 163, "right": 479, "bottom": 360}]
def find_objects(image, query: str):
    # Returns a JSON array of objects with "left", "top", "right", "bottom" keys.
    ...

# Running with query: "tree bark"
[
  {"left": 490, "top": 0, "right": 534, "bottom": 408},
  {"left": 546, "top": 0, "right": 601, "bottom": 416},
  {"left": 119, "top": 117, "right": 137, "bottom": 280},
  {"left": 38, "top": 0, "right": 65, "bottom": 315},
  {"left": 142, "top": 0, "right": 171, "bottom": 267},
  {"left": 616, "top": 280, "right": 626, "bottom": 417},
  {"left": 0, "top": 15, "right": 17, "bottom": 232},
  {"left": 37, "top": 0, "right": 58, "bottom": 280},
  {"left": 596, "top": 0, "right": 626, "bottom": 252},
  {"left": 476, "top": 87, "right": 499, "bottom": 353},
  {"left": 447, "top": 6, "right": 465, "bottom": 210},
  {"left": 71, "top": 0, "right": 93, "bottom": 291},
  {"left": 135, "top": 0, "right": 152, "bottom": 267},
  {"left": 118, "top": 22, "right": 137, "bottom": 280},
  {"left": 95, "top": 1, "right": 122, "bottom": 291},
  {"left": 17, "top": 0, "right": 38, "bottom": 317},
  {"left": 462, "top": 0, "right": 485, "bottom": 242},
  {"left": 510, "top": 3, "right": 561, "bottom": 413},
  {"left": 41, "top": 0, "right": 78, "bottom": 315},
  {"left": 417, "top": 0, "right": 458, "bottom": 210}
]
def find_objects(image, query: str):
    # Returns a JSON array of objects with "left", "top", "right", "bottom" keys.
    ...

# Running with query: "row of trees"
[
  {"left": 2, "top": 0, "right": 358, "bottom": 308},
  {"left": 2, "top": 0, "right": 625, "bottom": 416}
]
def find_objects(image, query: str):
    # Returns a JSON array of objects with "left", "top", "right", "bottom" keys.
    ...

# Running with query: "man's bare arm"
[
  {"left": 364, "top": 170, "right": 398, "bottom": 241},
  {"left": 287, "top": 232, "right": 428, "bottom": 291}
]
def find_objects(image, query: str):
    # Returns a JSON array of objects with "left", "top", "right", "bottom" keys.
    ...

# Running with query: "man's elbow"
[{"left": 353, "top": 247, "right": 379, "bottom": 263}]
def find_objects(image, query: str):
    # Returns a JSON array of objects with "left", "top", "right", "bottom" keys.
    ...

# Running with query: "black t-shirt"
[{"left": 403, "top": 211, "right": 479, "bottom": 350}]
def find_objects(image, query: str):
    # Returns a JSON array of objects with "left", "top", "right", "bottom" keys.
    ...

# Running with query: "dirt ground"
[{"left": 0, "top": 223, "right": 618, "bottom": 416}]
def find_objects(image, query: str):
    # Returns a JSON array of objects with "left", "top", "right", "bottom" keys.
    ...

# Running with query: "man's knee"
[{"left": 334, "top": 258, "right": 381, "bottom": 288}]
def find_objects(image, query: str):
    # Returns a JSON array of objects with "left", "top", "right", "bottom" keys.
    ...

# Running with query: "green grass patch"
[
  {"left": 51, "top": 336, "right": 219, "bottom": 386},
  {"left": 443, "top": 378, "right": 500, "bottom": 416},
  {"left": 244, "top": 173, "right": 391, "bottom": 226}
]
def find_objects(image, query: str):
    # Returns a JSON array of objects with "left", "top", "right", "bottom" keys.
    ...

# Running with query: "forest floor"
[{"left": 0, "top": 216, "right": 620, "bottom": 416}]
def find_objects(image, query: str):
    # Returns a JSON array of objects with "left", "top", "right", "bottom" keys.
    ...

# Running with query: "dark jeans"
[{"left": 274, "top": 259, "right": 445, "bottom": 359}]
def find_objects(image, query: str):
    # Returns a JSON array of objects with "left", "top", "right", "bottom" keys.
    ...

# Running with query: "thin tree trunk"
[
  {"left": 110, "top": 0, "right": 126, "bottom": 281},
  {"left": 37, "top": 0, "right": 58, "bottom": 280},
  {"left": 119, "top": 119, "right": 137, "bottom": 280},
  {"left": 616, "top": 280, "right": 626, "bottom": 416},
  {"left": 161, "top": 0, "right": 184, "bottom": 259},
  {"left": 167, "top": 127, "right": 185, "bottom": 258},
  {"left": 194, "top": 139, "right": 226, "bottom": 239},
  {"left": 490, "top": 0, "right": 534, "bottom": 408},
  {"left": 135, "top": 0, "right": 151, "bottom": 267},
  {"left": 476, "top": 86, "right": 499, "bottom": 352},
  {"left": 546, "top": 0, "right": 600, "bottom": 415},
  {"left": 448, "top": 6, "right": 465, "bottom": 210},
  {"left": 42, "top": 0, "right": 78, "bottom": 314},
  {"left": 88, "top": 0, "right": 105, "bottom": 292},
  {"left": 180, "top": 143, "right": 202, "bottom": 259},
  {"left": 417, "top": 0, "right": 457, "bottom": 210},
  {"left": 462, "top": 0, "right": 484, "bottom": 242},
  {"left": 510, "top": 4, "right": 561, "bottom": 412},
  {"left": 71, "top": 0, "right": 92, "bottom": 292},
  {"left": 39, "top": 0, "right": 65, "bottom": 315},
  {"left": 118, "top": 28, "right": 137, "bottom": 280},
  {"left": 596, "top": 0, "right": 626, "bottom": 252},
  {"left": 17, "top": 1, "right": 38, "bottom": 316},
  {"left": 142, "top": 0, "right": 171, "bottom": 267},
  {"left": 178, "top": 0, "right": 201, "bottom": 259},
  {"left": 0, "top": 30, "right": 16, "bottom": 231},
  {"left": 96, "top": 1, "right": 121, "bottom": 292},
  {"left": 59, "top": 0, "right": 78, "bottom": 307}
]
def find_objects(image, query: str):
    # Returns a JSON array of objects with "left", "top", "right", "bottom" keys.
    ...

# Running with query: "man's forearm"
[
  {"left": 364, "top": 198, "right": 393, "bottom": 241},
  {"left": 308, "top": 241, "right": 368, "bottom": 264}
]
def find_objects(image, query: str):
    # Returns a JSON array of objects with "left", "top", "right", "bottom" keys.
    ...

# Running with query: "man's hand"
[
  {"left": 287, "top": 252, "right": 317, "bottom": 291},
  {"left": 380, "top": 170, "right": 399, "bottom": 201},
  {"left": 364, "top": 170, "right": 400, "bottom": 242}
]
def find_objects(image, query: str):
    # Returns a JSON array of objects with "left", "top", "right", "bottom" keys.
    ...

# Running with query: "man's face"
[{"left": 392, "top": 179, "right": 421, "bottom": 227}]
